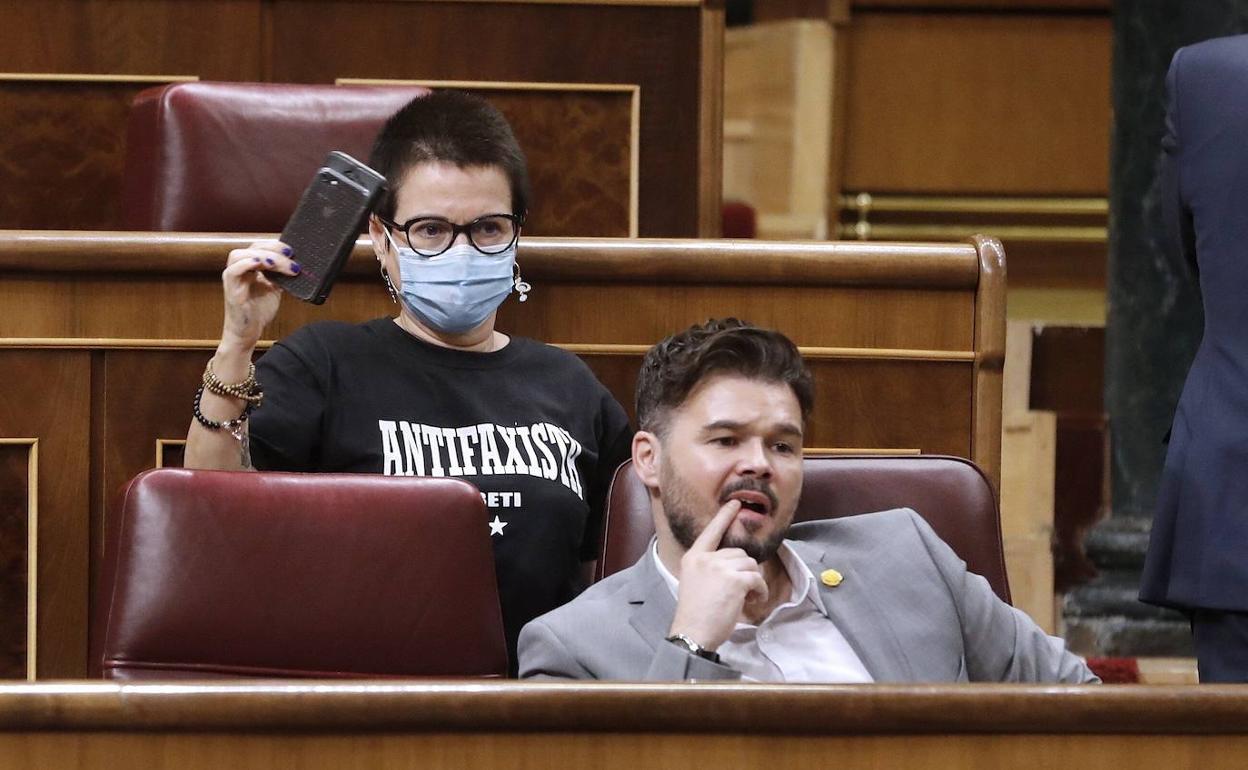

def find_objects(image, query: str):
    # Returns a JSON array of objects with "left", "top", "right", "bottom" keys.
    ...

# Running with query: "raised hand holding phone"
[
  {"left": 220, "top": 240, "right": 301, "bottom": 351},
  {"left": 271, "top": 151, "right": 386, "bottom": 304},
  {"left": 667, "top": 499, "right": 769, "bottom": 652}
]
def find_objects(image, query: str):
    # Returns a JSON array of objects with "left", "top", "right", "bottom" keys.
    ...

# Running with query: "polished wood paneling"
[
  {"left": 972, "top": 235, "right": 1006, "bottom": 496},
  {"left": 0, "top": 0, "right": 258, "bottom": 231},
  {"left": 0, "top": 444, "right": 32, "bottom": 679},
  {"left": 0, "top": 232, "right": 982, "bottom": 285},
  {"left": 576, "top": 354, "right": 972, "bottom": 455},
  {"left": 0, "top": 233, "right": 980, "bottom": 349},
  {"left": 0, "top": 83, "right": 145, "bottom": 231},
  {"left": 0, "top": 352, "right": 91, "bottom": 678},
  {"left": 267, "top": 0, "right": 704, "bottom": 235},
  {"left": 8, "top": 731, "right": 1248, "bottom": 770},
  {"left": 501, "top": 284, "right": 973, "bottom": 349},
  {"left": 0, "top": 279, "right": 973, "bottom": 354},
  {"left": 351, "top": 84, "right": 637, "bottom": 237},
  {"left": 474, "top": 88, "right": 635, "bottom": 237},
  {"left": 3, "top": 683, "right": 1248, "bottom": 770},
  {"left": 5, "top": 681, "right": 1248, "bottom": 732},
  {"left": 842, "top": 12, "right": 1111, "bottom": 195},
  {"left": 807, "top": 359, "right": 972, "bottom": 455},
  {"left": 855, "top": 0, "right": 1110, "bottom": 8},
  {"left": 698, "top": 0, "right": 726, "bottom": 236},
  {"left": 0, "top": 1, "right": 262, "bottom": 77},
  {"left": 0, "top": 0, "right": 712, "bottom": 236}
]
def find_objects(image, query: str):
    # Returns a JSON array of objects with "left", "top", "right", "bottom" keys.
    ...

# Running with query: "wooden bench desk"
[
  {"left": 0, "top": 232, "right": 1004, "bottom": 678},
  {"left": 0, "top": 682, "right": 1244, "bottom": 769}
]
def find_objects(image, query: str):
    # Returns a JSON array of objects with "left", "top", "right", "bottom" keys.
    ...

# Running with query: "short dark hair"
[
  {"left": 635, "top": 318, "right": 814, "bottom": 435},
  {"left": 368, "top": 90, "right": 530, "bottom": 221}
]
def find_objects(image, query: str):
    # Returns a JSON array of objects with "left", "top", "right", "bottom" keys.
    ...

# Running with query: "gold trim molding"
[
  {"left": 840, "top": 194, "right": 1107, "bottom": 216},
  {"left": 564, "top": 343, "right": 974, "bottom": 362},
  {"left": 0, "top": 339, "right": 275, "bottom": 351},
  {"left": 0, "top": 73, "right": 199, "bottom": 84},
  {"left": 378, "top": 0, "right": 699, "bottom": 5},
  {"left": 0, "top": 438, "right": 38, "bottom": 680},
  {"left": 839, "top": 193, "right": 1108, "bottom": 244},
  {"left": 341, "top": 78, "right": 641, "bottom": 238},
  {"left": 803, "top": 447, "right": 921, "bottom": 456},
  {"left": 839, "top": 223, "right": 1106, "bottom": 243},
  {"left": 155, "top": 440, "right": 187, "bottom": 469},
  {"left": 0, "top": 339, "right": 975, "bottom": 362}
]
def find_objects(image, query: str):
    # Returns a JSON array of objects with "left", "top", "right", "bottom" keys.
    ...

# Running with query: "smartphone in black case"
[{"left": 273, "top": 151, "right": 387, "bottom": 304}]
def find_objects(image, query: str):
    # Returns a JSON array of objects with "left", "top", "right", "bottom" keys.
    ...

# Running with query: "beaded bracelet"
[
  {"left": 203, "top": 360, "right": 264, "bottom": 406},
  {"left": 193, "top": 383, "right": 256, "bottom": 440}
]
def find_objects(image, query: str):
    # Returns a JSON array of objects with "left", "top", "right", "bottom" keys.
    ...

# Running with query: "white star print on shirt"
[{"left": 489, "top": 516, "right": 508, "bottom": 536}]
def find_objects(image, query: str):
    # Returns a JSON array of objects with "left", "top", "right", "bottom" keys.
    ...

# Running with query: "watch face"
[{"left": 666, "top": 634, "right": 720, "bottom": 663}]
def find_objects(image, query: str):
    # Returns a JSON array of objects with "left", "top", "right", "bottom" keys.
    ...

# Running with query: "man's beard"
[{"left": 659, "top": 457, "right": 787, "bottom": 563}]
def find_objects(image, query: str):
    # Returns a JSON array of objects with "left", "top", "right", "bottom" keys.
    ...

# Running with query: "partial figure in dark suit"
[{"left": 1140, "top": 35, "right": 1248, "bottom": 683}]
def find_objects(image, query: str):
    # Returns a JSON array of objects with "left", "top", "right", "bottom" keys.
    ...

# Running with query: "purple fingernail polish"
[
  {"left": 265, "top": 257, "right": 275, "bottom": 266},
  {"left": 282, "top": 247, "right": 293, "bottom": 256},
  {"left": 291, "top": 262, "right": 302, "bottom": 275}
]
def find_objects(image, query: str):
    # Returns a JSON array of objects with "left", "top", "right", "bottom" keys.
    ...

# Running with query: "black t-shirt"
[{"left": 249, "top": 318, "right": 633, "bottom": 667}]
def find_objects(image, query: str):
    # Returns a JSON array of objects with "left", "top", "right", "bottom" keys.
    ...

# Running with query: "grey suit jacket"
[{"left": 519, "top": 509, "right": 1098, "bottom": 683}]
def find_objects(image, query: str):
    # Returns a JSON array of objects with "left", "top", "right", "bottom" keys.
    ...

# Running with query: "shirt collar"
[{"left": 650, "top": 540, "right": 829, "bottom": 617}]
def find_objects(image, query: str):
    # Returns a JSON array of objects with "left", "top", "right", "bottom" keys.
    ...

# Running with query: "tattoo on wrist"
[{"left": 239, "top": 431, "right": 253, "bottom": 469}]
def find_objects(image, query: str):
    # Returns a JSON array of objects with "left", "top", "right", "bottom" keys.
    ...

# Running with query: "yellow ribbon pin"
[{"left": 820, "top": 569, "right": 843, "bottom": 587}]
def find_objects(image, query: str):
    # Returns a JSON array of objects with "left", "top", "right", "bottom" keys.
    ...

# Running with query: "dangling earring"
[
  {"left": 379, "top": 262, "right": 398, "bottom": 304},
  {"left": 513, "top": 262, "right": 532, "bottom": 303}
]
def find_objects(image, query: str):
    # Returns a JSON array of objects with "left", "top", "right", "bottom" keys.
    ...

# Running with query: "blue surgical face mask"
[{"left": 386, "top": 232, "right": 515, "bottom": 335}]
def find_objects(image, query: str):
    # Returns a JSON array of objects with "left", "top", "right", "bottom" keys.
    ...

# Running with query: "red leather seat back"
[
  {"left": 598, "top": 455, "right": 1011, "bottom": 603},
  {"left": 99, "top": 468, "right": 507, "bottom": 679},
  {"left": 121, "top": 81, "right": 430, "bottom": 232}
]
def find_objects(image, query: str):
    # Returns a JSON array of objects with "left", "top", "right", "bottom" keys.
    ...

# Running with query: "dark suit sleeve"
[
  {"left": 905, "top": 512, "right": 1100, "bottom": 684},
  {"left": 1162, "top": 46, "right": 1199, "bottom": 280}
]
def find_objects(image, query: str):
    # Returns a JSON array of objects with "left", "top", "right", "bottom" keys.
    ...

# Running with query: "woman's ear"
[
  {"left": 368, "top": 215, "right": 389, "bottom": 262},
  {"left": 632, "top": 431, "right": 662, "bottom": 491}
]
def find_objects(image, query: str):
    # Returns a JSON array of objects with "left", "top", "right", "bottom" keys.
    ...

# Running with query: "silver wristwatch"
[{"left": 665, "top": 633, "right": 721, "bottom": 664}]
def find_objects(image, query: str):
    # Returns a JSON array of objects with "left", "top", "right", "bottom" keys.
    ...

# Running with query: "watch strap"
[{"left": 665, "top": 633, "right": 721, "bottom": 664}]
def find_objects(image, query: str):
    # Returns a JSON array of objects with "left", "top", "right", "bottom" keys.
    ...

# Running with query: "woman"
[{"left": 185, "top": 91, "right": 634, "bottom": 665}]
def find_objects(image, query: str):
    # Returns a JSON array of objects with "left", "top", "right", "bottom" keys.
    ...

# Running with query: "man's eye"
[
  {"left": 711, "top": 436, "right": 737, "bottom": 447},
  {"left": 772, "top": 442, "right": 796, "bottom": 454}
]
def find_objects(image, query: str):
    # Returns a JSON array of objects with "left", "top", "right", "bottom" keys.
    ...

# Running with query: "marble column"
[{"left": 1065, "top": 1, "right": 1248, "bottom": 656}]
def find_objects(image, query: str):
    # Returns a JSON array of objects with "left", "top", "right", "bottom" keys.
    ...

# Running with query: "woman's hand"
[{"left": 220, "top": 241, "right": 302, "bottom": 350}]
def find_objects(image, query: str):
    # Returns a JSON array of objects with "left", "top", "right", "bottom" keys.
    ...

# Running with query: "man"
[
  {"left": 1140, "top": 35, "right": 1248, "bottom": 682},
  {"left": 518, "top": 319, "right": 1097, "bottom": 683}
]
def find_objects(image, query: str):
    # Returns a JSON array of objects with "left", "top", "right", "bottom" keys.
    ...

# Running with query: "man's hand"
[{"left": 667, "top": 499, "right": 768, "bottom": 652}]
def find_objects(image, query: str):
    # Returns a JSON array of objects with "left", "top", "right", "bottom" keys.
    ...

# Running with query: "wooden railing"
[{"left": 0, "top": 682, "right": 1245, "bottom": 769}]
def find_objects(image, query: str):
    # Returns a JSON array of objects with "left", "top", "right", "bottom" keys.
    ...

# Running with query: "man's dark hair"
[
  {"left": 368, "top": 90, "right": 530, "bottom": 221},
  {"left": 635, "top": 318, "right": 814, "bottom": 435}
]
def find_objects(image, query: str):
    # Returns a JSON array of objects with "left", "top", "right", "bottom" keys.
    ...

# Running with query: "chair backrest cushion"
[
  {"left": 598, "top": 455, "right": 1010, "bottom": 603},
  {"left": 121, "top": 81, "right": 430, "bottom": 232},
  {"left": 99, "top": 468, "right": 507, "bottom": 679}
]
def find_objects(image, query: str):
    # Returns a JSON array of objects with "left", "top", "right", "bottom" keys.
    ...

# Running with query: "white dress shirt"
[{"left": 653, "top": 541, "right": 874, "bottom": 683}]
